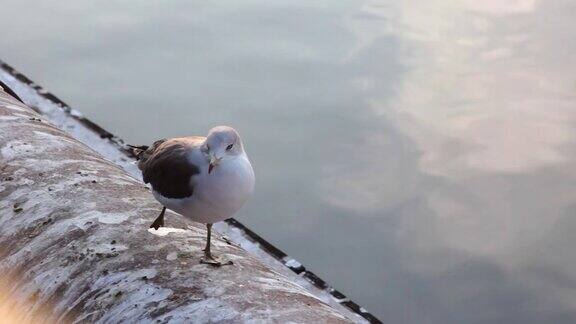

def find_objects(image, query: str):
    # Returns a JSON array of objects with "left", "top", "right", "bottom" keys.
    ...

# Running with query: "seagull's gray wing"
[{"left": 138, "top": 137, "right": 204, "bottom": 199}]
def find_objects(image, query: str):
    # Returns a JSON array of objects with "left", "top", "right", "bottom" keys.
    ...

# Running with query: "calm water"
[{"left": 2, "top": 1, "right": 576, "bottom": 322}]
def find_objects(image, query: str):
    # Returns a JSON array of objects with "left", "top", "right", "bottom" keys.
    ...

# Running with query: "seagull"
[{"left": 129, "top": 126, "right": 255, "bottom": 266}]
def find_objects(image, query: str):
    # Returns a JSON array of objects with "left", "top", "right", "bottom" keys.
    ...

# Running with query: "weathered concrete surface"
[{"left": 0, "top": 88, "right": 351, "bottom": 323}]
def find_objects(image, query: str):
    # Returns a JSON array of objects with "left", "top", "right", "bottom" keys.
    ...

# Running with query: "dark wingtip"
[{"left": 127, "top": 144, "right": 149, "bottom": 151}]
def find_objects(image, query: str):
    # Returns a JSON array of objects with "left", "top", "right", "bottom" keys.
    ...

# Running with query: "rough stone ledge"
[{"left": 0, "top": 88, "right": 352, "bottom": 323}]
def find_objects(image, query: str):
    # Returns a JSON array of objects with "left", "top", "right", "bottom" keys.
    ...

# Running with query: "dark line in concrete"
[{"left": 0, "top": 79, "right": 24, "bottom": 103}]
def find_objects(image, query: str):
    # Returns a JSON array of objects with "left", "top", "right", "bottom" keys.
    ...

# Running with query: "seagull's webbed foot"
[
  {"left": 150, "top": 207, "right": 166, "bottom": 230},
  {"left": 200, "top": 252, "right": 233, "bottom": 267},
  {"left": 200, "top": 223, "right": 233, "bottom": 267}
]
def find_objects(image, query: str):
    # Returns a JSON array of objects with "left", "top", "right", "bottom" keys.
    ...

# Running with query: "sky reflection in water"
[{"left": 2, "top": 0, "right": 576, "bottom": 322}]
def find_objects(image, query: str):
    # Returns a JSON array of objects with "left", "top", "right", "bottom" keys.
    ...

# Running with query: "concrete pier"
[{"left": 0, "top": 87, "right": 353, "bottom": 322}]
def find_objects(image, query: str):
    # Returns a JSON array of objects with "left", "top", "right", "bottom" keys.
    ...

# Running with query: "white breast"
[{"left": 161, "top": 153, "right": 255, "bottom": 224}]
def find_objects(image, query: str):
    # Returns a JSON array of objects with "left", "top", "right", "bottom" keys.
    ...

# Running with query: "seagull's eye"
[{"left": 226, "top": 144, "right": 234, "bottom": 151}]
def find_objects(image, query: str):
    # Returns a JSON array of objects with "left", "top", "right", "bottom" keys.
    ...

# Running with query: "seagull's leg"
[
  {"left": 202, "top": 223, "right": 212, "bottom": 253},
  {"left": 150, "top": 206, "right": 166, "bottom": 230},
  {"left": 200, "top": 223, "right": 232, "bottom": 267}
]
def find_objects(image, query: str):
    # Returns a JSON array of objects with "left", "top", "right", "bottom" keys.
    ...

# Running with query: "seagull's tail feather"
[
  {"left": 127, "top": 139, "right": 167, "bottom": 170},
  {"left": 127, "top": 144, "right": 149, "bottom": 160}
]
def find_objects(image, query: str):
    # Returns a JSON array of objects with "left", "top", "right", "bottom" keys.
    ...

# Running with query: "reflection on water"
[{"left": 2, "top": 0, "right": 576, "bottom": 322}]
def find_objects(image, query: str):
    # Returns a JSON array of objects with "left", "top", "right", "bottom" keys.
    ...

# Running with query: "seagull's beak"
[{"left": 208, "top": 155, "right": 220, "bottom": 174}]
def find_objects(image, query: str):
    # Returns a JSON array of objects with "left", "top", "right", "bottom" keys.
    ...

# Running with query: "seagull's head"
[{"left": 203, "top": 126, "right": 244, "bottom": 174}]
